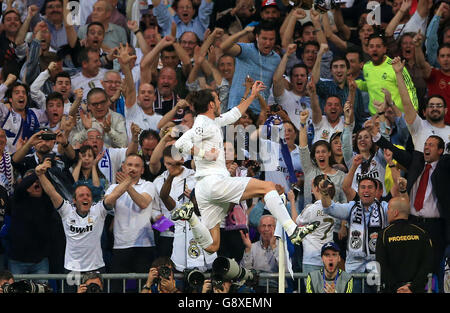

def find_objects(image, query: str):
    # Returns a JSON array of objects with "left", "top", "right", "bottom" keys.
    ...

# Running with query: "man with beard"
[
  {"left": 221, "top": 21, "right": 281, "bottom": 115},
  {"left": 391, "top": 56, "right": 450, "bottom": 151},
  {"left": 31, "top": 0, "right": 67, "bottom": 50},
  {"left": 311, "top": 90, "right": 346, "bottom": 144},
  {"left": 305, "top": 242, "right": 354, "bottom": 293},
  {"left": 0, "top": 82, "right": 46, "bottom": 153},
  {"left": 259, "top": 0, "right": 281, "bottom": 23},
  {"left": 356, "top": 33, "right": 418, "bottom": 116},
  {"left": 172, "top": 84, "right": 320, "bottom": 255},
  {"left": 312, "top": 47, "right": 370, "bottom": 132},
  {"left": 414, "top": 30, "right": 450, "bottom": 125},
  {"left": 320, "top": 176, "right": 389, "bottom": 293},
  {"left": 273, "top": 44, "right": 312, "bottom": 129}
]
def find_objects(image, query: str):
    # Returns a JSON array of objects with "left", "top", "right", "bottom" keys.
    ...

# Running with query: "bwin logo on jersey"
[{"left": 70, "top": 225, "right": 93, "bottom": 233}]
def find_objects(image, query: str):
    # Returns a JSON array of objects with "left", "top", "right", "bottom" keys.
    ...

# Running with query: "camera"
[
  {"left": 2, "top": 280, "right": 52, "bottom": 293},
  {"left": 85, "top": 283, "right": 103, "bottom": 293},
  {"left": 40, "top": 132, "right": 57, "bottom": 141},
  {"left": 154, "top": 265, "right": 172, "bottom": 285},
  {"left": 184, "top": 268, "right": 205, "bottom": 288},
  {"left": 212, "top": 257, "right": 257, "bottom": 285},
  {"left": 313, "top": 0, "right": 340, "bottom": 12}
]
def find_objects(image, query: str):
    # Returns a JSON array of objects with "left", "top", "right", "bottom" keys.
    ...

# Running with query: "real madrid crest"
[
  {"left": 369, "top": 232, "right": 378, "bottom": 253},
  {"left": 188, "top": 239, "right": 200, "bottom": 259},
  {"left": 350, "top": 230, "right": 363, "bottom": 249}
]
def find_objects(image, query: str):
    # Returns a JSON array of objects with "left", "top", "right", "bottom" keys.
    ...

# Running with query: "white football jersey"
[
  {"left": 174, "top": 107, "right": 242, "bottom": 179},
  {"left": 297, "top": 200, "right": 337, "bottom": 266},
  {"left": 58, "top": 200, "right": 109, "bottom": 272}
]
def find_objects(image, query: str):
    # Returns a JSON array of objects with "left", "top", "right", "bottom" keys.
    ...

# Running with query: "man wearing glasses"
[
  {"left": 71, "top": 88, "right": 128, "bottom": 149},
  {"left": 390, "top": 56, "right": 450, "bottom": 152}
]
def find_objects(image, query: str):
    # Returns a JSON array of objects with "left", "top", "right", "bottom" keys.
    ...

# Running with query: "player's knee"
[{"left": 263, "top": 181, "right": 277, "bottom": 194}]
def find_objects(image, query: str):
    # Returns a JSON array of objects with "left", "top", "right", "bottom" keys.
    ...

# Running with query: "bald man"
[{"left": 376, "top": 196, "right": 434, "bottom": 293}]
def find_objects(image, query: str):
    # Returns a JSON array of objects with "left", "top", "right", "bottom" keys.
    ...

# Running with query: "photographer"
[
  {"left": 0, "top": 270, "right": 14, "bottom": 293},
  {"left": 141, "top": 257, "right": 182, "bottom": 293},
  {"left": 77, "top": 271, "right": 104, "bottom": 293}
]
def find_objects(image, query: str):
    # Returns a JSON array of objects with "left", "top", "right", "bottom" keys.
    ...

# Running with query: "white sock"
[
  {"left": 188, "top": 214, "right": 214, "bottom": 249},
  {"left": 264, "top": 190, "right": 297, "bottom": 236}
]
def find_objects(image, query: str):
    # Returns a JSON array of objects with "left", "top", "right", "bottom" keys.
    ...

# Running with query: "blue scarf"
[{"left": 264, "top": 115, "right": 297, "bottom": 184}]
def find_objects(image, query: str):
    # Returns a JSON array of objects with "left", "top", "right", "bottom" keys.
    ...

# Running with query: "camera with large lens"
[
  {"left": 2, "top": 280, "right": 52, "bottom": 293},
  {"left": 85, "top": 283, "right": 103, "bottom": 293},
  {"left": 184, "top": 268, "right": 205, "bottom": 288},
  {"left": 212, "top": 257, "right": 258, "bottom": 286}
]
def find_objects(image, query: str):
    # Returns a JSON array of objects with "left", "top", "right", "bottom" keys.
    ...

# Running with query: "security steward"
[{"left": 376, "top": 195, "right": 433, "bottom": 293}]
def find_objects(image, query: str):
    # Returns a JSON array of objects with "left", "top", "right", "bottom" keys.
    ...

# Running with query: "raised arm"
[
  {"left": 63, "top": 0, "right": 78, "bottom": 48},
  {"left": 12, "top": 131, "right": 44, "bottom": 164},
  {"left": 36, "top": 159, "right": 63, "bottom": 209},
  {"left": 140, "top": 36, "right": 174, "bottom": 83},
  {"left": 187, "top": 46, "right": 206, "bottom": 84},
  {"left": 273, "top": 44, "right": 297, "bottom": 97},
  {"left": 307, "top": 76, "right": 322, "bottom": 125},
  {"left": 173, "top": 38, "right": 193, "bottom": 77},
  {"left": 15, "top": 5, "right": 39, "bottom": 45},
  {"left": 385, "top": 0, "right": 411, "bottom": 37},
  {"left": 157, "top": 99, "right": 190, "bottom": 130},
  {"left": 126, "top": 123, "right": 141, "bottom": 156},
  {"left": 281, "top": 8, "right": 306, "bottom": 49},
  {"left": 118, "top": 43, "right": 137, "bottom": 108},
  {"left": 309, "top": 9, "right": 327, "bottom": 45},
  {"left": 391, "top": 56, "right": 418, "bottom": 124},
  {"left": 322, "top": 11, "right": 347, "bottom": 52},
  {"left": 220, "top": 26, "right": 254, "bottom": 56},
  {"left": 149, "top": 132, "right": 173, "bottom": 175},
  {"left": 342, "top": 154, "right": 363, "bottom": 201},
  {"left": 311, "top": 43, "right": 328, "bottom": 84},
  {"left": 299, "top": 110, "right": 309, "bottom": 148},
  {"left": 413, "top": 30, "right": 432, "bottom": 80},
  {"left": 236, "top": 81, "right": 266, "bottom": 115},
  {"left": 332, "top": 8, "right": 351, "bottom": 41},
  {"left": 127, "top": 20, "right": 150, "bottom": 56}
]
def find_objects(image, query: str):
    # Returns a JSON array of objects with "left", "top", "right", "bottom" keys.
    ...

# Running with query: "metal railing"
[{"left": 12, "top": 272, "right": 434, "bottom": 293}]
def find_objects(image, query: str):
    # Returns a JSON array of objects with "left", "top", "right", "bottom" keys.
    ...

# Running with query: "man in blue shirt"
[{"left": 221, "top": 21, "right": 281, "bottom": 115}]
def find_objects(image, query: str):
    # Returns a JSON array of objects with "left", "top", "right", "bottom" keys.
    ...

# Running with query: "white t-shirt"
[
  {"left": 58, "top": 200, "right": 109, "bottom": 271},
  {"left": 408, "top": 116, "right": 450, "bottom": 153},
  {"left": 393, "top": 11, "right": 428, "bottom": 40},
  {"left": 297, "top": 200, "right": 336, "bottom": 266},
  {"left": 174, "top": 107, "right": 242, "bottom": 178},
  {"left": 125, "top": 103, "right": 162, "bottom": 137},
  {"left": 153, "top": 167, "right": 197, "bottom": 238},
  {"left": 105, "top": 179, "right": 158, "bottom": 249},
  {"left": 71, "top": 69, "right": 107, "bottom": 101},
  {"left": 98, "top": 147, "right": 128, "bottom": 184},
  {"left": 275, "top": 89, "right": 312, "bottom": 130},
  {"left": 350, "top": 151, "right": 387, "bottom": 196},
  {"left": 313, "top": 115, "right": 344, "bottom": 143}
]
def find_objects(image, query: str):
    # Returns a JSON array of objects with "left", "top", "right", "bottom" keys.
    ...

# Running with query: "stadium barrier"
[{"left": 13, "top": 272, "right": 434, "bottom": 293}]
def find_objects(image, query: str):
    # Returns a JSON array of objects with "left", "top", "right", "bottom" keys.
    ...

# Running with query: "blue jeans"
[{"left": 9, "top": 258, "right": 49, "bottom": 284}]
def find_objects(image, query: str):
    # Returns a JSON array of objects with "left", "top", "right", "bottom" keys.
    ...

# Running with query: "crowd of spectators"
[{"left": 0, "top": 0, "right": 449, "bottom": 293}]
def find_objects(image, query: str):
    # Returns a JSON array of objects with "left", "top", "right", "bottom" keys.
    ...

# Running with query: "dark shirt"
[
  {"left": 376, "top": 219, "right": 433, "bottom": 293},
  {"left": 9, "top": 173, "right": 54, "bottom": 263}
]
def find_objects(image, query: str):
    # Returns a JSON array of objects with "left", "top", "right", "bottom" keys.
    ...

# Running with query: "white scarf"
[{"left": 0, "top": 152, "right": 14, "bottom": 196}]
